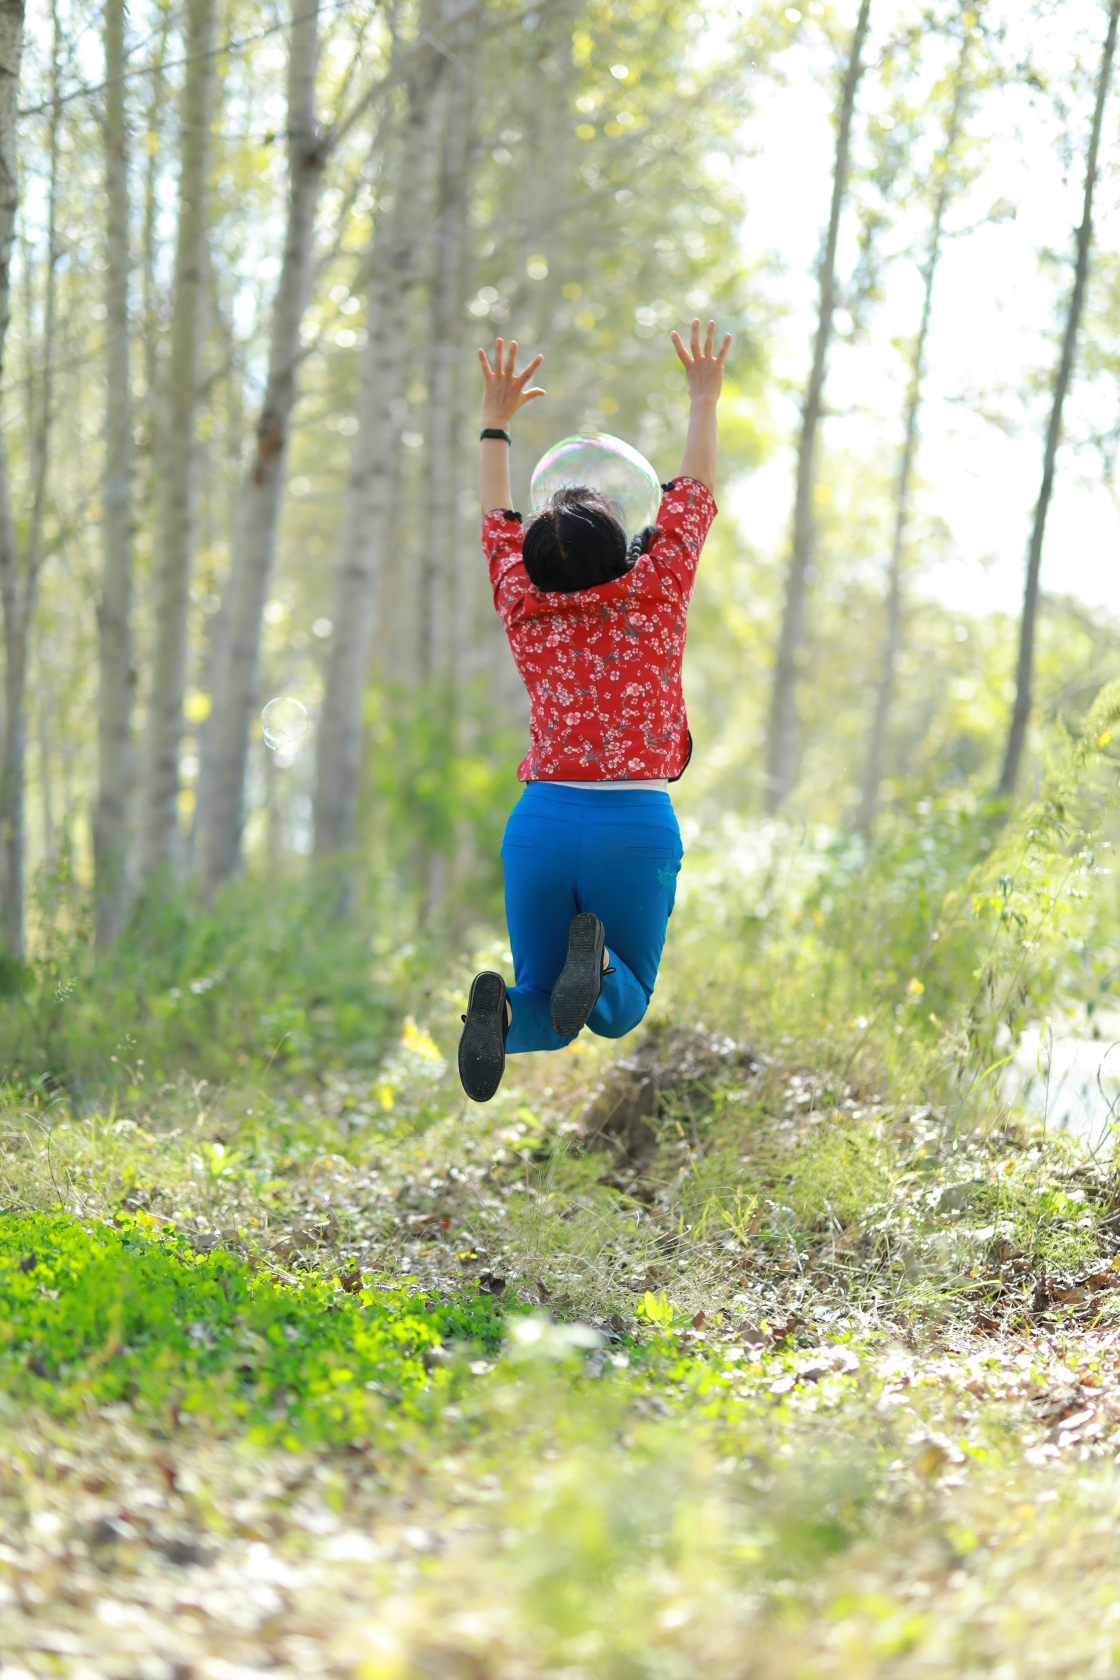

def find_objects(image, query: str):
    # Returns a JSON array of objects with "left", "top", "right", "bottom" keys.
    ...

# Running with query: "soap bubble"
[
  {"left": 530, "top": 431, "right": 661, "bottom": 536},
  {"left": 261, "top": 696, "right": 308, "bottom": 751}
]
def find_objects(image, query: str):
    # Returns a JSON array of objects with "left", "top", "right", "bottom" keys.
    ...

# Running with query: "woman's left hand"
[{"left": 670, "top": 318, "right": 732, "bottom": 404}]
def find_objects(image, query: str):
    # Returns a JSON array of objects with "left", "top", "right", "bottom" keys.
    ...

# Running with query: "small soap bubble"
[
  {"left": 530, "top": 432, "right": 661, "bottom": 536},
  {"left": 261, "top": 696, "right": 308, "bottom": 751}
]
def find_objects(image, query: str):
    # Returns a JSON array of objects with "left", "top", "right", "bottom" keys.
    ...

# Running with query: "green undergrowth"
[
  {"left": 0, "top": 869, "right": 442, "bottom": 1097},
  {"left": 666, "top": 685, "right": 1120, "bottom": 1092},
  {"left": 0, "top": 1211, "right": 517, "bottom": 1447},
  {"left": 0, "top": 705, "right": 1120, "bottom": 1670}
]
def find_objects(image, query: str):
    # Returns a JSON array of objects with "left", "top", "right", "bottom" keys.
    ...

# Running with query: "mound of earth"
[{"left": 577, "top": 1023, "right": 763, "bottom": 1167}]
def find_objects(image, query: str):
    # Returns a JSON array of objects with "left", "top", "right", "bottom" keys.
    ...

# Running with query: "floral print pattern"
[{"left": 483, "top": 476, "right": 717, "bottom": 782}]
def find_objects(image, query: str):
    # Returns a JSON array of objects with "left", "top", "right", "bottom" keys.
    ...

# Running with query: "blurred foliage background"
[
  {"left": 0, "top": 0, "right": 1117, "bottom": 1106},
  {"left": 8, "top": 7, "right": 1120, "bottom": 1670}
]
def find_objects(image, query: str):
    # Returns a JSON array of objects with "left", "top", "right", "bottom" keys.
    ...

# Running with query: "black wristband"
[{"left": 480, "top": 427, "right": 511, "bottom": 443}]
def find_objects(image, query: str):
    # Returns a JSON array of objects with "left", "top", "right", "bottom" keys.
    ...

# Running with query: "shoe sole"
[
  {"left": 458, "top": 972, "right": 507, "bottom": 1102},
  {"left": 550, "top": 912, "right": 605, "bottom": 1038}
]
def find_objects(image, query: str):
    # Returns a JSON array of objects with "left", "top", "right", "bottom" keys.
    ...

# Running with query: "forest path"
[{"left": 2, "top": 1019, "right": 1120, "bottom": 1673}]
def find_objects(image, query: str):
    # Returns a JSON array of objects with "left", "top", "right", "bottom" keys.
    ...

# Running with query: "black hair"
[{"left": 522, "top": 486, "right": 633, "bottom": 593}]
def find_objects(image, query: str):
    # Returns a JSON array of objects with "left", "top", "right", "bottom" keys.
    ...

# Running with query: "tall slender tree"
[
  {"left": 764, "top": 0, "right": 872, "bottom": 813},
  {"left": 138, "top": 0, "right": 215, "bottom": 889},
  {"left": 314, "top": 4, "right": 452, "bottom": 870},
  {"left": 139, "top": 0, "right": 172, "bottom": 477},
  {"left": 200, "top": 0, "right": 324, "bottom": 898},
  {"left": 0, "top": 0, "right": 24, "bottom": 367},
  {"left": 0, "top": 0, "right": 51, "bottom": 956},
  {"left": 997, "top": 0, "right": 1120, "bottom": 798},
  {"left": 94, "top": 0, "right": 135, "bottom": 947},
  {"left": 197, "top": 6, "right": 467, "bottom": 894},
  {"left": 857, "top": 9, "right": 974, "bottom": 832},
  {"left": 421, "top": 44, "right": 473, "bottom": 690},
  {"left": 415, "top": 34, "right": 474, "bottom": 917}
]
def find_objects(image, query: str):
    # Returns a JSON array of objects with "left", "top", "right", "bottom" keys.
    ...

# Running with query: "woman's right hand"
[{"left": 478, "top": 338, "right": 546, "bottom": 428}]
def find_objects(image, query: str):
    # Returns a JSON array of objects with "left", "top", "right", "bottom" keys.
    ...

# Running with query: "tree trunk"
[
  {"left": 416, "top": 41, "right": 472, "bottom": 921},
  {"left": 997, "top": 0, "right": 1120, "bottom": 798},
  {"left": 139, "top": 1, "right": 171, "bottom": 465},
  {"left": 857, "top": 14, "right": 971, "bottom": 833},
  {"left": 94, "top": 0, "right": 135, "bottom": 948},
  {"left": 420, "top": 52, "right": 471, "bottom": 689},
  {"left": 187, "top": 283, "right": 243, "bottom": 869},
  {"left": 0, "top": 3, "right": 36, "bottom": 956},
  {"left": 36, "top": 677, "right": 53, "bottom": 868},
  {"left": 138, "top": 0, "right": 215, "bottom": 889},
  {"left": 313, "top": 17, "right": 449, "bottom": 868},
  {"left": 0, "top": 2, "right": 23, "bottom": 366},
  {"left": 764, "top": 0, "right": 872, "bottom": 814},
  {"left": 199, "top": 0, "right": 324, "bottom": 897}
]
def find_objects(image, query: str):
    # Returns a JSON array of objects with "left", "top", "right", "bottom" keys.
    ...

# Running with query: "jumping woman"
[{"left": 458, "top": 318, "right": 731, "bottom": 1101}]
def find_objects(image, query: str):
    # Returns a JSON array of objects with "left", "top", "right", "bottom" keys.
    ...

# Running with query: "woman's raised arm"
[
  {"left": 670, "top": 318, "right": 732, "bottom": 495},
  {"left": 477, "top": 338, "right": 546, "bottom": 513}
]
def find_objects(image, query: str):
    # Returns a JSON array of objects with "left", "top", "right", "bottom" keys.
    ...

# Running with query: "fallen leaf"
[
  {"left": 1056, "top": 1406, "right": 1096, "bottom": 1433},
  {"left": 797, "top": 1363, "right": 830, "bottom": 1384},
  {"left": 911, "top": 1442, "right": 949, "bottom": 1479},
  {"left": 159, "top": 1536, "right": 208, "bottom": 1567}
]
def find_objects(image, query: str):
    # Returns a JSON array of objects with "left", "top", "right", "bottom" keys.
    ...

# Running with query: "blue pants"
[{"left": 501, "top": 783, "right": 683, "bottom": 1054}]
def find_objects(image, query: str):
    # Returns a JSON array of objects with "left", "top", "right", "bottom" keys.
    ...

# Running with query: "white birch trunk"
[
  {"left": 139, "top": 4, "right": 170, "bottom": 466},
  {"left": 313, "top": 19, "right": 449, "bottom": 866},
  {"left": 764, "top": 0, "right": 872, "bottom": 814},
  {"left": 420, "top": 56, "right": 471, "bottom": 688},
  {"left": 998, "top": 0, "right": 1120, "bottom": 797},
  {"left": 0, "top": 2, "right": 46, "bottom": 958},
  {"left": 36, "top": 679, "right": 53, "bottom": 866},
  {"left": 138, "top": 0, "right": 215, "bottom": 888},
  {"left": 94, "top": 0, "right": 135, "bottom": 947},
  {"left": 199, "top": 0, "right": 323, "bottom": 896},
  {"left": 857, "top": 20, "right": 971, "bottom": 833},
  {"left": 418, "top": 50, "right": 472, "bottom": 919},
  {"left": 0, "top": 2, "right": 23, "bottom": 361},
  {"left": 188, "top": 290, "right": 243, "bottom": 867}
]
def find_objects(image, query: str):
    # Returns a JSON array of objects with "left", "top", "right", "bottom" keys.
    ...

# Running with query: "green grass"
[
  {"left": 0, "top": 1211, "right": 514, "bottom": 1447},
  {"left": 1, "top": 696, "right": 1120, "bottom": 1671}
]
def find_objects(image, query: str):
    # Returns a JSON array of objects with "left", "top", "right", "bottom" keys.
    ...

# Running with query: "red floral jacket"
[{"left": 483, "top": 476, "right": 717, "bottom": 782}]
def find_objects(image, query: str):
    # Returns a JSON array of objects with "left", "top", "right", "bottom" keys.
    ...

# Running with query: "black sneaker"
[
  {"left": 458, "top": 971, "right": 509, "bottom": 1102},
  {"left": 550, "top": 912, "right": 607, "bottom": 1038}
]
